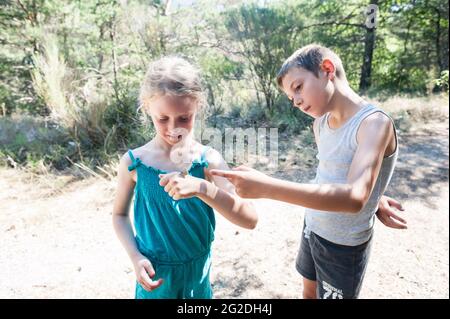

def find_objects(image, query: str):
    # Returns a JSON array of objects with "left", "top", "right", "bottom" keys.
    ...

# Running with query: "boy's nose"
[{"left": 294, "top": 97, "right": 303, "bottom": 107}]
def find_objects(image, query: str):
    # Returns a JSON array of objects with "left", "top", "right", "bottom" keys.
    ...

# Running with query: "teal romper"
[{"left": 127, "top": 148, "right": 215, "bottom": 299}]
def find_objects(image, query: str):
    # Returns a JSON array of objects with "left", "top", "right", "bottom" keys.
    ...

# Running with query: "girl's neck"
[
  {"left": 153, "top": 135, "right": 173, "bottom": 154},
  {"left": 327, "top": 81, "right": 367, "bottom": 127}
]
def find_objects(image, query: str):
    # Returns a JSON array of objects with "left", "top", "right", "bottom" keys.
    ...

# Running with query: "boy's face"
[
  {"left": 281, "top": 66, "right": 334, "bottom": 118},
  {"left": 146, "top": 95, "right": 197, "bottom": 146}
]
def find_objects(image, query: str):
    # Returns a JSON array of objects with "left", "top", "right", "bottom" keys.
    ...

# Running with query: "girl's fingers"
[
  {"left": 165, "top": 178, "right": 181, "bottom": 194},
  {"left": 164, "top": 179, "right": 175, "bottom": 193},
  {"left": 159, "top": 172, "right": 180, "bottom": 186},
  {"left": 148, "top": 278, "right": 164, "bottom": 290},
  {"left": 139, "top": 269, "right": 155, "bottom": 291},
  {"left": 143, "top": 262, "right": 155, "bottom": 278},
  {"left": 138, "top": 263, "right": 164, "bottom": 292}
]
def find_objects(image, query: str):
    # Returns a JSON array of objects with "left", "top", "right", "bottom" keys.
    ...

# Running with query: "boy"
[{"left": 210, "top": 44, "right": 401, "bottom": 299}]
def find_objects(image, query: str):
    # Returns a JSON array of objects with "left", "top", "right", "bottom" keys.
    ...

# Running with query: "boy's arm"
[
  {"left": 202, "top": 151, "right": 258, "bottom": 229},
  {"left": 159, "top": 149, "right": 258, "bottom": 229},
  {"left": 211, "top": 113, "right": 394, "bottom": 214}
]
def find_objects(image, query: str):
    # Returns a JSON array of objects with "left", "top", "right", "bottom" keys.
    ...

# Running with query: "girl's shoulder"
[
  {"left": 120, "top": 144, "right": 155, "bottom": 169},
  {"left": 200, "top": 144, "right": 226, "bottom": 170},
  {"left": 129, "top": 144, "right": 154, "bottom": 158}
]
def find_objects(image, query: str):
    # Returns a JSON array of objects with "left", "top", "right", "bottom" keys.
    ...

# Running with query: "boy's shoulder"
[
  {"left": 359, "top": 109, "right": 393, "bottom": 131},
  {"left": 356, "top": 109, "right": 395, "bottom": 146}
]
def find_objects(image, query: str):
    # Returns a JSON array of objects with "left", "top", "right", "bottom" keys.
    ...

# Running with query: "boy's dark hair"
[{"left": 276, "top": 44, "right": 347, "bottom": 88}]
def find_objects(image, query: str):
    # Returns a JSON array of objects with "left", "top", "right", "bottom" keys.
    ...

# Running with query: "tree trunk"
[{"left": 359, "top": 0, "right": 378, "bottom": 92}]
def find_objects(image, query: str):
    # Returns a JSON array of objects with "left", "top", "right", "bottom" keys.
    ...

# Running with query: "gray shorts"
[{"left": 296, "top": 225, "right": 373, "bottom": 299}]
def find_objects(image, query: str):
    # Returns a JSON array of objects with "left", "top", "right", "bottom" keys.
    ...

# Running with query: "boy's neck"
[{"left": 327, "top": 81, "right": 367, "bottom": 127}]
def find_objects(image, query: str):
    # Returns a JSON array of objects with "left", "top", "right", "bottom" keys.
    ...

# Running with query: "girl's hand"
[
  {"left": 159, "top": 172, "right": 206, "bottom": 200},
  {"left": 376, "top": 195, "right": 407, "bottom": 229},
  {"left": 209, "top": 166, "right": 272, "bottom": 199},
  {"left": 132, "top": 254, "right": 164, "bottom": 292}
]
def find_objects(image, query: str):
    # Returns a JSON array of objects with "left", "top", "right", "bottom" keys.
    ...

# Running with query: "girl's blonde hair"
[{"left": 138, "top": 56, "right": 205, "bottom": 113}]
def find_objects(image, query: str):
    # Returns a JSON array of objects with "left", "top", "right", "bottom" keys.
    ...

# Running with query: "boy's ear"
[{"left": 321, "top": 59, "right": 336, "bottom": 80}]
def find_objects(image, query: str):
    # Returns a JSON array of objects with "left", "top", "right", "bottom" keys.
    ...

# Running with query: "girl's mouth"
[{"left": 167, "top": 135, "right": 183, "bottom": 142}]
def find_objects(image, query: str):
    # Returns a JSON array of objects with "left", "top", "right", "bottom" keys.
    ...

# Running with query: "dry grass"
[
  {"left": 367, "top": 94, "right": 449, "bottom": 128},
  {"left": 31, "top": 36, "right": 110, "bottom": 138}
]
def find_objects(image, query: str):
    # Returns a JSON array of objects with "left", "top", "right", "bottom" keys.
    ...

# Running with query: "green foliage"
[
  {"left": 434, "top": 70, "right": 449, "bottom": 92},
  {"left": 0, "top": 115, "right": 75, "bottom": 169},
  {"left": 0, "top": 0, "right": 448, "bottom": 170}
]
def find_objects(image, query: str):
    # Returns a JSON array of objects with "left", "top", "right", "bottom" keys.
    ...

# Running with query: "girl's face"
[
  {"left": 146, "top": 95, "right": 197, "bottom": 146},
  {"left": 281, "top": 66, "right": 335, "bottom": 119}
]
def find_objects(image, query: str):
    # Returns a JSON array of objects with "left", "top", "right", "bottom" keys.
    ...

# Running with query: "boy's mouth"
[{"left": 302, "top": 105, "right": 312, "bottom": 112}]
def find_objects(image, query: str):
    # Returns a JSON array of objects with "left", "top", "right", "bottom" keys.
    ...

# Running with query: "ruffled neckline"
[{"left": 128, "top": 157, "right": 209, "bottom": 175}]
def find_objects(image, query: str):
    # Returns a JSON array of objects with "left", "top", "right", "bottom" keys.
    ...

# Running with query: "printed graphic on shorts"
[{"left": 322, "top": 280, "right": 343, "bottom": 299}]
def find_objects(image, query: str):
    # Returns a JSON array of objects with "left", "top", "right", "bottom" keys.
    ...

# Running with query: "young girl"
[{"left": 112, "top": 56, "right": 257, "bottom": 299}]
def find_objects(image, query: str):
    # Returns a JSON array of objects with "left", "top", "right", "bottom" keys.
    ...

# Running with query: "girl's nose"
[{"left": 167, "top": 120, "right": 176, "bottom": 131}]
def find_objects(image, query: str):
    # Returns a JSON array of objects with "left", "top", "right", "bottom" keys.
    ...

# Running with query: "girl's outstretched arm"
[{"left": 159, "top": 149, "right": 258, "bottom": 229}]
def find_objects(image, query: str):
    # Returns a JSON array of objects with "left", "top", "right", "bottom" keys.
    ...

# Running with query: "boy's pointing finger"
[
  {"left": 209, "top": 169, "right": 239, "bottom": 180},
  {"left": 233, "top": 165, "right": 252, "bottom": 171}
]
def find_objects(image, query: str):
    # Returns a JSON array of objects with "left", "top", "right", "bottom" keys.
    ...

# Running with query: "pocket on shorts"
[{"left": 310, "top": 232, "right": 355, "bottom": 265}]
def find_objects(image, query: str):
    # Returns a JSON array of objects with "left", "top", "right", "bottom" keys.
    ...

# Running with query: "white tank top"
[{"left": 304, "top": 104, "right": 398, "bottom": 246}]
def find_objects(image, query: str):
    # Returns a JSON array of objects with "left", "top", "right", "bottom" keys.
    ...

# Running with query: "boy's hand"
[
  {"left": 209, "top": 166, "right": 272, "bottom": 198},
  {"left": 132, "top": 254, "right": 164, "bottom": 292},
  {"left": 376, "top": 195, "right": 407, "bottom": 229},
  {"left": 159, "top": 172, "right": 205, "bottom": 200}
]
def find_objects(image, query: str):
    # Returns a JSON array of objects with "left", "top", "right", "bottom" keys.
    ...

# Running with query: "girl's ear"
[{"left": 321, "top": 59, "right": 336, "bottom": 80}]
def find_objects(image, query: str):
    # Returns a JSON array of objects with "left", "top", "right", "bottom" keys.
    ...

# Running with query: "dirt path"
[{"left": 0, "top": 123, "right": 448, "bottom": 298}]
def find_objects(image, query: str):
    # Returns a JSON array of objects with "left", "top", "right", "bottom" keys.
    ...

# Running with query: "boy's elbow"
[
  {"left": 348, "top": 190, "right": 369, "bottom": 214},
  {"left": 347, "top": 186, "right": 370, "bottom": 214},
  {"left": 242, "top": 201, "right": 258, "bottom": 229},
  {"left": 348, "top": 199, "right": 364, "bottom": 214},
  {"left": 247, "top": 215, "right": 258, "bottom": 229},
  {"left": 242, "top": 218, "right": 257, "bottom": 230}
]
